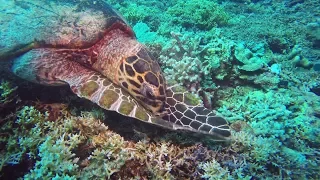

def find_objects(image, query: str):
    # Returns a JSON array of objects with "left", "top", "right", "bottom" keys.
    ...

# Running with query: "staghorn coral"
[
  {"left": 135, "top": 141, "right": 176, "bottom": 179},
  {"left": 23, "top": 134, "right": 83, "bottom": 179},
  {"left": 0, "top": 106, "right": 49, "bottom": 170},
  {"left": 1, "top": 104, "right": 236, "bottom": 179},
  {"left": 79, "top": 116, "right": 131, "bottom": 179},
  {"left": 0, "top": 106, "right": 130, "bottom": 179},
  {"left": 131, "top": 140, "right": 217, "bottom": 180},
  {"left": 0, "top": 80, "right": 18, "bottom": 108},
  {"left": 199, "top": 159, "right": 231, "bottom": 180}
]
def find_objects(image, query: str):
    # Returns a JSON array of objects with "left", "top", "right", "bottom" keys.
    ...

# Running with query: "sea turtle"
[{"left": 0, "top": 1, "right": 231, "bottom": 140}]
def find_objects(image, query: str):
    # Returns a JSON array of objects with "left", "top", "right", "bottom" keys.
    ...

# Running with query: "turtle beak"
[{"left": 154, "top": 102, "right": 167, "bottom": 117}]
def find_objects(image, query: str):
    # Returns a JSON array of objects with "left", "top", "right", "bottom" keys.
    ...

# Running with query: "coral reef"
[
  {"left": 1, "top": 0, "right": 320, "bottom": 179},
  {"left": 159, "top": 29, "right": 235, "bottom": 91},
  {"left": 0, "top": 105, "right": 231, "bottom": 179}
]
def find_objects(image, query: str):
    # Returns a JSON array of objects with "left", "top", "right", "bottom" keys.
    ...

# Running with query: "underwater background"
[{"left": 0, "top": 0, "right": 319, "bottom": 179}]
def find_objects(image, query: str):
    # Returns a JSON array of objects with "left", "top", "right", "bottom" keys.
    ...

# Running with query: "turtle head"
[{"left": 118, "top": 47, "right": 167, "bottom": 116}]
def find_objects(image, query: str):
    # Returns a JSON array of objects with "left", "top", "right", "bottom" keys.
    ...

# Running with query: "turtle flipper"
[
  {"left": 0, "top": 43, "right": 37, "bottom": 61},
  {"left": 162, "top": 83, "right": 231, "bottom": 140}
]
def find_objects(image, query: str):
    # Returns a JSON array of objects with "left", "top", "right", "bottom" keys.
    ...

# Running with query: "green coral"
[
  {"left": 80, "top": 117, "right": 130, "bottom": 179},
  {"left": 1, "top": 106, "right": 229, "bottom": 179},
  {"left": 110, "top": 1, "right": 160, "bottom": 25},
  {"left": 160, "top": 32, "right": 203, "bottom": 87},
  {"left": 199, "top": 160, "right": 231, "bottom": 180},
  {"left": 217, "top": 85, "right": 320, "bottom": 178},
  {"left": 0, "top": 80, "right": 18, "bottom": 105},
  {"left": 1, "top": 106, "right": 48, "bottom": 169},
  {"left": 252, "top": 72, "right": 281, "bottom": 90},
  {"left": 167, "top": 0, "right": 230, "bottom": 30},
  {"left": 159, "top": 29, "right": 235, "bottom": 89},
  {"left": 0, "top": 107, "right": 131, "bottom": 179},
  {"left": 201, "top": 29, "right": 235, "bottom": 81},
  {"left": 24, "top": 134, "right": 83, "bottom": 179},
  {"left": 133, "top": 22, "right": 158, "bottom": 43},
  {"left": 234, "top": 42, "right": 270, "bottom": 72},
  {"left": 122, "top": 3, "right": 151, "bottom": 22}
]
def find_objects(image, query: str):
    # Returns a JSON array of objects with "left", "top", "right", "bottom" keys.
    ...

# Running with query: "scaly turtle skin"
[{"left": 0, "top": 1, "right": 231, "bottom": 140}]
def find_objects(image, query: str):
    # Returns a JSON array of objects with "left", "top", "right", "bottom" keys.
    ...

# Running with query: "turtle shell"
[{"left": 0, "top": 0, "right": 133, "bottom": 59}]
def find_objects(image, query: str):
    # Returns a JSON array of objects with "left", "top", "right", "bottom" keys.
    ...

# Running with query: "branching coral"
[
  {"left": 1, "top": 106, "right": 49, "bottom": 165},
  {"left": 24, "top": 134, "right": 83, "bottom": 179},
  {"left": 121, "top": 3, "right": 153, "bottom": 23},
  {"left": 160, "top": 32, "right": 203, "bottom": 88},
  {"left": 217, "top": 86, "right": 320, "bottom": 178},
  {"left": 1, "top": 105, "right": 236, "bottom": 179},
  {"left": 133, "top": 141, "right": 216, "bottom": 179},
  {"left": 159, "top": 30, "right": 234, "bottom": 90},
  {"left": 80, "top": 119, "right": 131, "bottom": 179},
  {"left": 135, "top": 141, "right": 175, "bottom": 179},
  {"left": 199, "top": 159, "right": 231, "bottom": 180},
  {"left": 1, "top": 96, "right": 318, "bottom": 179},
  {"left": 0, "top": 80, "right": 18, "bottom": 107},
  {"left": 1, "top": 107, "right": 131, "bottom": 179}
]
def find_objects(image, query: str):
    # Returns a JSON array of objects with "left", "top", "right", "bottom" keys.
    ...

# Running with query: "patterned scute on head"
[{"left": 118, "top": 47, "right": 167, "bottom": 115}]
